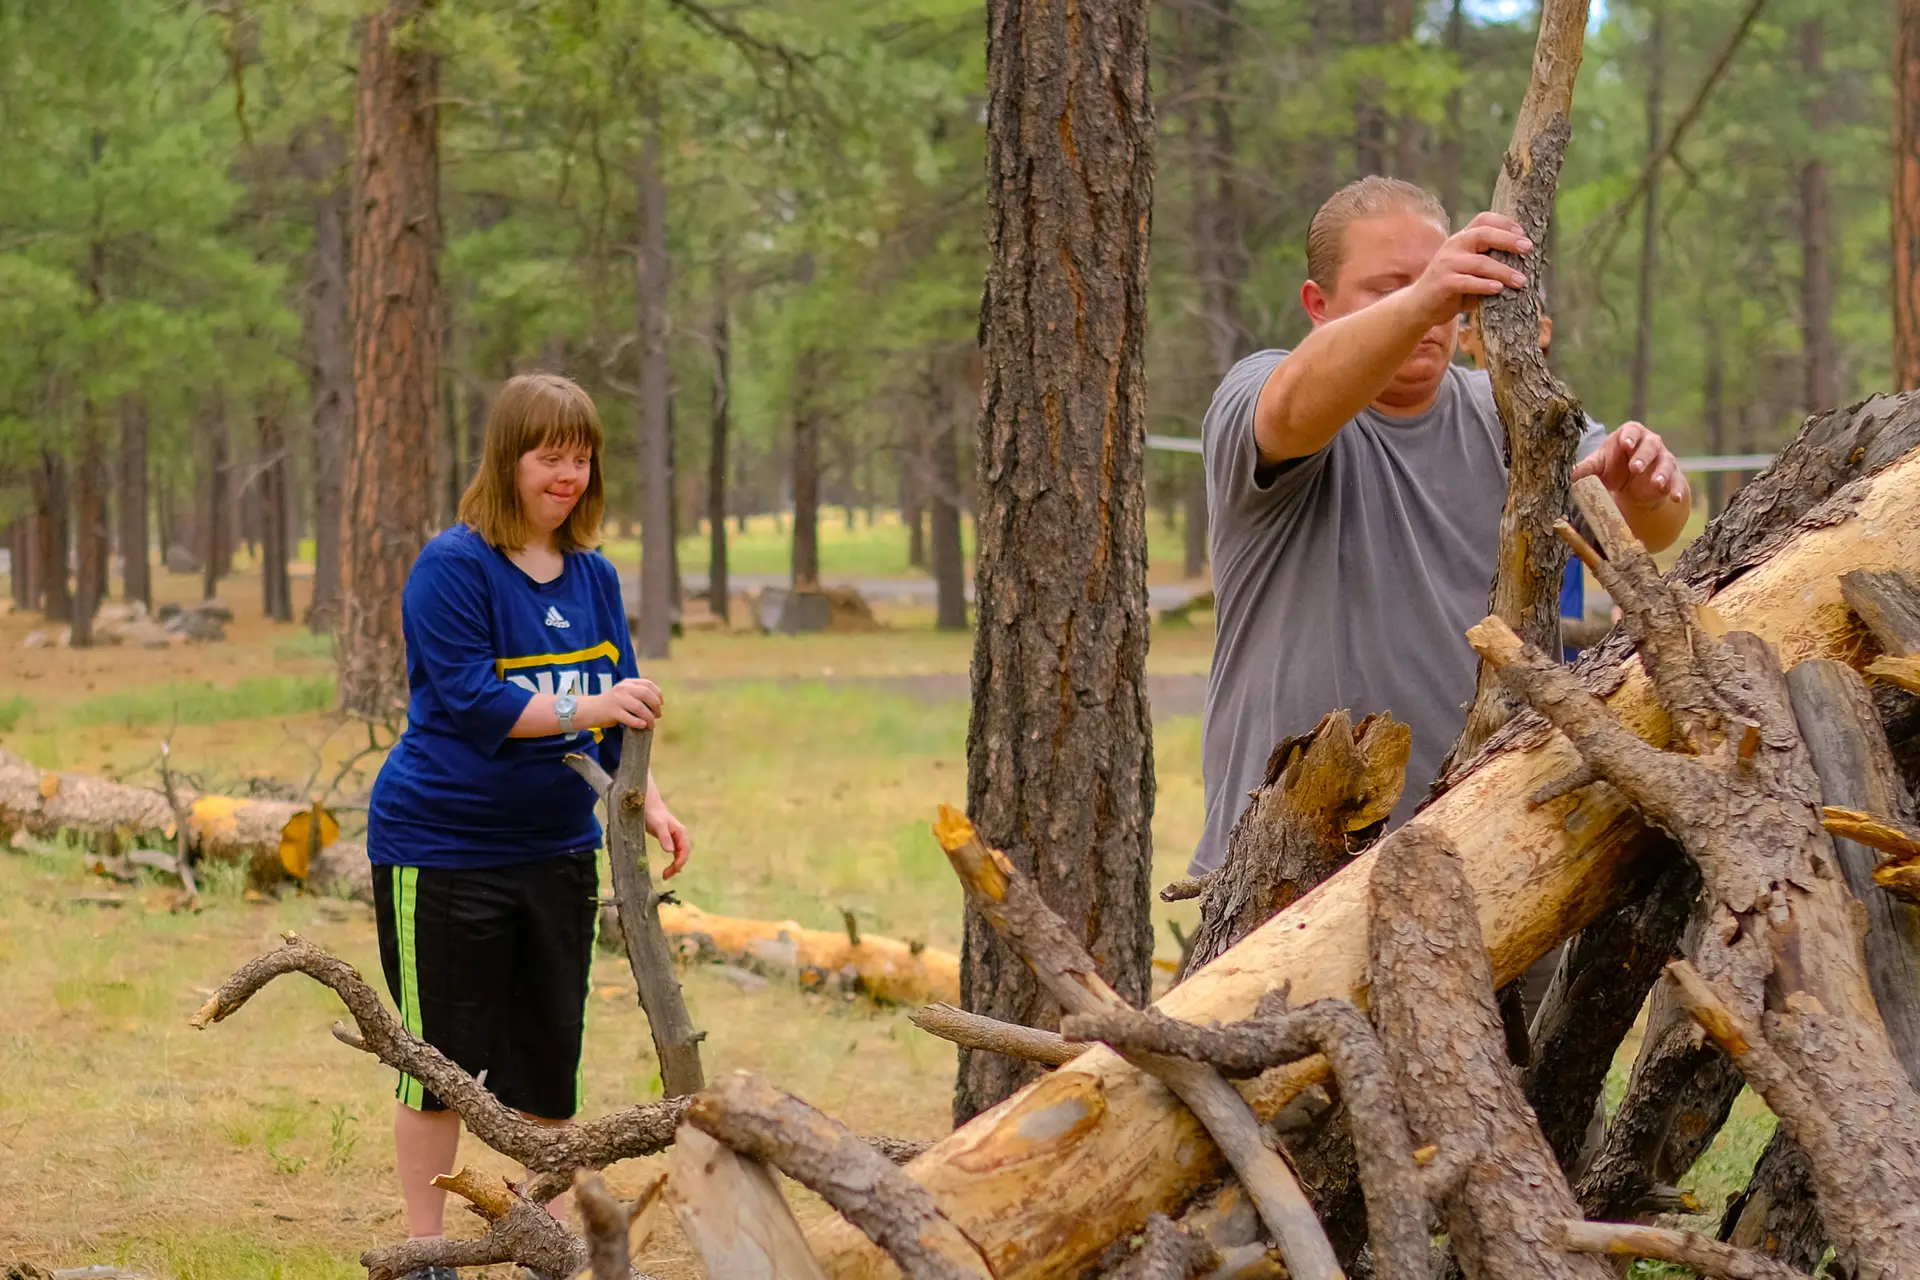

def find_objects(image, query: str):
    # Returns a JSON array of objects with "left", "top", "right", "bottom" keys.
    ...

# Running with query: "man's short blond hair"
[{"left": 1305, "top": 176, "right": 1450, "bottom": 291}]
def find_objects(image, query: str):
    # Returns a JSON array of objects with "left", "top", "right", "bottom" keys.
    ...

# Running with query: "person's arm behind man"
[{"left": 1253, "top": 213, "right": 1533, "bottom": 463}]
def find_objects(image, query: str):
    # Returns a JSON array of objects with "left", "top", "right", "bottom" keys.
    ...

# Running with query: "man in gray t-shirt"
[{"left": 1193, "top": 177, "right": 1692, "bottom": 875}]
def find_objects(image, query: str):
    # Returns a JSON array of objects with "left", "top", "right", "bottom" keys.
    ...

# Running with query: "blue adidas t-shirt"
[{"left": 367, "top": 524, "right": 639, "bottom": 869}]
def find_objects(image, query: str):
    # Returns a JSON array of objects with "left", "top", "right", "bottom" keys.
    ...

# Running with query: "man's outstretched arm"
[{"left": 1253, "top": 213, "right": 1533, "bottom": 463}]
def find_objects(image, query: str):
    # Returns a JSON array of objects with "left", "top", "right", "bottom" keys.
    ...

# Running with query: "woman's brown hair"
[{"left": 458, "top": 373, "right": 607, "bottom": 553}]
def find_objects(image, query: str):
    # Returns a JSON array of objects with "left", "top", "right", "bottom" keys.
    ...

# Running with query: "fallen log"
[
  {"left": 653, "top": 901, "right": 959, "bottom": 1006},
  {"left": 805, "top": 395, "right": 1920, "bottom": 1278},
  {"left": 0, "top": 748, "right": 338, "bottom": 884}
]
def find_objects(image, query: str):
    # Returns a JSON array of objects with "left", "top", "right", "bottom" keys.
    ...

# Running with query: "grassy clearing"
[{"left": 0, "top": 556, "right": 1775, "bottom": 1277}]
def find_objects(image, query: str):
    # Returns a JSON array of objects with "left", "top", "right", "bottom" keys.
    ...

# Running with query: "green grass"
[
  {"left": 0, "top": 693, "right": 28, "bottom": 733},
  {"left": 65, "top": 675, "right": 337, "bottom": 730},
  {"left": 272, "top": 632, "right": 335, "bottom": 661}
]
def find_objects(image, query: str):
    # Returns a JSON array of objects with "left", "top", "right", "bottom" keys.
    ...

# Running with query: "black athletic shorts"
[{"left": 372, "top": 850, "right": 598, "bottom": 1119}]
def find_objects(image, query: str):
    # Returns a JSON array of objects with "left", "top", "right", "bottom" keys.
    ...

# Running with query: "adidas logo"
[{"left": 543, "top": 606, "right": 571, "bottom": 630}]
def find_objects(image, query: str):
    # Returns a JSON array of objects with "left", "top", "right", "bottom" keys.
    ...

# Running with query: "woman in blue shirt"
[{"left": 366, "top": 372, "right": 690, "bottom": 1275}]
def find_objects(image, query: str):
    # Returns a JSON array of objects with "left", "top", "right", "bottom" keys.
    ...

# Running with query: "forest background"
[{"left": 0, "top": 0, "right": 1888, "bottom": 625}]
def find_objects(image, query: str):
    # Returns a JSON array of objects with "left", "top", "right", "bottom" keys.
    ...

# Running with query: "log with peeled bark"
[
  {"left": 0, "top": 748, "right": 338, "bottom": 885},
  {"left": 805, "top": 392, "right": 1920, "bottom": 1280},
  {"left": 1471, "top": 476, "right": 1920, "bottom": 1278},
  {"left": 665, "top": 1124, "right": 829, "bottom": 1280},
  {"left": 1178, "top": 710, "right": 1407, "bottom": 980},
  {"left": 1368, "top": 825, "right": 1609, "bottom": 1280}
]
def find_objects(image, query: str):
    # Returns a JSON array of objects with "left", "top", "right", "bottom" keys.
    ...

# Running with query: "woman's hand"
[
  {"left": 644, "top": 799, "right": 691, "bottom": 878},
  {"left": 586, "top": 678, "right": 663, "bottom": 731}
]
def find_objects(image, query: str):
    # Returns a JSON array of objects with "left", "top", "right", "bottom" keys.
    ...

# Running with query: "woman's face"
[{"left": 516, "top": 438, "right": 593, "bottom": 536}]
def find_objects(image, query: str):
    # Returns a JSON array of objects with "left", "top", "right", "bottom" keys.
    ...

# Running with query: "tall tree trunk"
[
  {"left": 957, "top": 0, "right": 1155, "bottom": 1123},
  {"left": 307, "top": 150, "right": 350, "bottom": 635},
  {"left": 707, "top": 284, "right": 730, "bottom": 624},
  {"left": 1629, "top": 1, "right": 1665, "bottom": 424},
  {"left": 903, "top": 460, "right": 926, "bottom": 570},
  {"left": 1897, "top": 0, "right": 1920, "bottom": 391},
  {"left": 790, "top": 350, "right": 821, "bottom": 589},
  {"left": 339, "top": 0, "right": 440, "bottom": 717},
  {"left": 260, "top": 413, "right": 293, "bottom": 623},
  {"left": 118, "top": 399, "right": 150, "bottom": 608},
  {"left": 667, "top": 398, "right": 682, "bottom": 615},
  {"left": 38, "top": 451, "right": 71, "bottom": 623},
  {"left": 69, "top": 413, "right": 108, "bottom": 647},
  {"left": 1704, "top": 313, "right": 1728, "bottom": 519},
  {"left": 8, "top": 519, "right": 25, "bottom": 611},
  {"left": 1801, "top": 16, "right": 1837, "bottom": 414},
  {"left": 1352, "top": 0, "right": 1388, "bottom": 175},
  {"left": 1441, "top": 0, "right": 1466, "bottom": 216},
  {"left": 929, "top": 349, "right": 968, "bottom": 633},
  {"left": 202, "top": 415, "right": 229, "bottom": 603},
  {"left": 634, "top": 93, "right": 673, "bottom": 661}
]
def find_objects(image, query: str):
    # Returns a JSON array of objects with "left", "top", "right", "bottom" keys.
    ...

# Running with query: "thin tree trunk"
[
  {"left": 38, "top": 451, "right": 71, "bottom": 623},
  {"left": 903, "top": 462, "right": 926, "bottom": 570},
  {"left": 340, "top": 0, "right": 440, "bottom": 716},
  {"left": 634, "top": 92, "right": 673, "bottom": 661},
  {"left": 707, "top": 285, "right": 730, "bottom": 624},
  {"left": 957, "top": 0, "right": 1155, "bottom": 1123},
  {"left": 260, "top": 413, "right": 293, "bottom": 623},
  {"left": 667, "top": 398, "right": 682, "bottom": 615},
  {"left": 70, "top": 416, "right": 107, "bottom": 647},
  {"left": 1441, "top": 0, "right": 1465, "bottom": 217},
  {"left": 1352, "top": 0, "right": 1387, "bottom": 175},
  {"left": 1896, "top": 0, "right": 1920, "bottom": 391},
  {"left": 1801, "top": 17, "right": 1837, "bottom": 414},
  {"left": 1629, "top": 1, "right": 1665, "bottom": 424},
  {"left": 791, "top": 351, "right": 821, "bottom": 590},
  {"left": 118, "top": 399, "right": 149, "bottom": 608},
  {"left": 8, "top": 519, "right": 27, "bottom": 611},
  {"left": 307, "top": 149, "right": 350, "bottom": 634},
  {"left": 929, "top": 350, "right": 968, "bottom": 633},
  {"left": 202, "top": 415, "right": 229, "bottom": 603}
]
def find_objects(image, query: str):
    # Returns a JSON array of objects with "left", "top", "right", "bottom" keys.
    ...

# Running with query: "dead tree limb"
[
  {"left": 909, "top": 1002, "right": 1081, "bottom": 1066},
  {"left": 360, "top": 1166, "right": 590, "bottom": 1280},
  {"left": 1556, "top": 1220, "right": 1806, "bottom": 1280},
  {"left": 1471, "top": 474, "right": 1920, "bottom": 1279},
  {"left": 189, "top": 933, "right": 685, "bottom": 1186},
  {"left": 574, "top": 1169, "right": 666, "bottom": 1280},
  {"left": 567, "top": 729, "right": 705, "bottom": 1096},
  {"left": 1717, "top": 1133, "right": 1822, "bottom": 1274},
  {"left": 1444, "top": 0, "right": 1594, "bottom": 772},
  {"left": 1369, "top": 824, "right": 1610, "bottom": 1280},
  {"left": 688, "top": 1070, "right": 991, "bottom": 1280},
  {"left": 933, "top": 807, "right": 1343, "bottom": 1280},
  {"left": 1182, "top": 711, "right": 1407, "bottom": 980},
  {"left": 1061, "top": 995, "right": 1428, "bottom": 1280},
  {"left": 807, "top": 400, "right": 1920, "bottom": 1280}
]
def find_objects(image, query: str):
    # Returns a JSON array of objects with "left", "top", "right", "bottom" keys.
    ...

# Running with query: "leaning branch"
[{"left": 910, "top": 1002, "right": 1082, "bottom": 1066}]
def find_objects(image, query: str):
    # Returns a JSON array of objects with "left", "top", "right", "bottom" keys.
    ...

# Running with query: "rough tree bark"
[
  {"left": 339, "top": 0, "right": 440, "bottom": 717},
  {"left": 259, "top": 413, "right": 293, "bottom": 623},
  {"left": 117, "top": 399, "right": 149, "bottom": 608},
  {"left": 928, "top": 346, "right": 967, "bottom": 633},
  {"left": 1442, "top": 0, "right": 1593, "bottom": 772},
  {"left": 1441, "top": 0, "right": 1466, "bottom": 216},
  {"left": 635, "top": 91, "right": 673, "bottom": 661},
  {"left": 69, "top": 412, "right": 107, "bottom": 647},
  {"left": 956, "top": 0, "right": 1156, "bottom": 1124},
  {"left": 708, "top": 279, "right": 730, "bottom": 624},
  {"left": 1801, "top": 17, "right": 1837, "bottom": 415},
  {"left": 1897, "top": 0, "right": 1920, "bottom": 392},
  {"left": 201, "top": 413, "right": 229, "bottom": 602},
  {"left": 1370, "top": 826, "right": 1611, "bottom": 1280},
  {"left": 807, "top": 393, "right": 1920, "bottom": 1280},
  {"left": 305, "top": 138, "right": 351, "bottom": 634}
]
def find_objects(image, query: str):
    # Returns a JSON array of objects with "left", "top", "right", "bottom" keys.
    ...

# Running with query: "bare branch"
[{"left": 910, "top": 1002, "right": 1082, "bottom": 1066}]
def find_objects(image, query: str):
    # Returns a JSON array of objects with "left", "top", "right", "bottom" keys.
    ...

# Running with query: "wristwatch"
[{"left": 554, "top": 692, "right": 579, "bottom": 740}]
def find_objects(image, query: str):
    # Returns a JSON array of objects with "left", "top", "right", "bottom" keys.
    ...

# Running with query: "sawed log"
[
  {"left": 666, "top": 1123, "right": 829, "bottom": 1280},
  {"left": 805, "top": 391, "right": 1920, "bottom": 1279}
]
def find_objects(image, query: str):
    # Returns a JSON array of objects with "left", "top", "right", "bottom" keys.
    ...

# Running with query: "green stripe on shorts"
[{"left": 394, "top": 865, "right": 426, "bottom": 1109}]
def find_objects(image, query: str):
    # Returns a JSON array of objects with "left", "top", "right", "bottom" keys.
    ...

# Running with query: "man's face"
[{"left": 1303, "top": 211, "right": 1456, "bottom": 405}]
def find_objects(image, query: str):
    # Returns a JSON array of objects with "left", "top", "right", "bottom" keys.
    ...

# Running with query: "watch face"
[{"left": 555, "top": 693, "right": 577, "bottom": 712}]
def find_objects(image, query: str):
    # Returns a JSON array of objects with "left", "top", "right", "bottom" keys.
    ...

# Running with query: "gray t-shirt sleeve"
[{"left": 1202, "top": 349, "right": 1329, "bottom": 522}]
